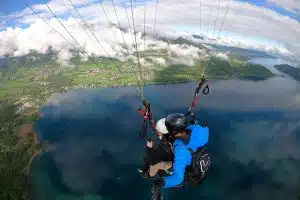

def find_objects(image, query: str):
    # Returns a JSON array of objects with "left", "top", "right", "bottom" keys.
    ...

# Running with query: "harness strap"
[
  {"left": 187, "top": 146, "right": 206, "bottom": 155},
  {"left": 184, "top": 146, "right": 210, "bottom": 186},
  {"left": 185, "top": 76, "right": 209, "bottom": 125},
  {"left": 137, "top": 99, "right": 156, "bottom": 138},
  {"left": 190, "top": 76, "right": 208, "bottom": 111}
]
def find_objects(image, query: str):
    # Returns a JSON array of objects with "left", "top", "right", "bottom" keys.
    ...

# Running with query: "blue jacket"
[{"left": 163, "top": 125, "right": 209, "bottom": 188}]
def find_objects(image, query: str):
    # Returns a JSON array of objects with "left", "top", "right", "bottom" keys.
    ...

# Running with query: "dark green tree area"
[
  {"left": 274, "top": 64, "right": 300, "bottom": 81},
  {"left": 205, "top": 56, "right": 274, "bottom": 79},
  {"left": 0, "top": 100, "right": 45, "bottom": 200},
  {"left": 153, "top": 56, "right": 274, "bottom": 83}
]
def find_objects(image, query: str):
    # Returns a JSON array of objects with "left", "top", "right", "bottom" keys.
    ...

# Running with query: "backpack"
[{"left": 184, "top": 146, "right": 211, "bottom": 185}]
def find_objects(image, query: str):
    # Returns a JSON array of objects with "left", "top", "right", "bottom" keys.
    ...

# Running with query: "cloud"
[
  {"left": 225, "top": 119, "right": 300, "bottom": 190},
  {"left": 0, "top": 0, "right": 299, "bottom": 61},
  {"left": 266, "top": 0, "right": 300, "bottom": 13},
  {"left": 40, "top": 89, "right": 148, "bottom": 194},
  {"left": 0, "top": 21, "right": 5, "bottom": 30}
]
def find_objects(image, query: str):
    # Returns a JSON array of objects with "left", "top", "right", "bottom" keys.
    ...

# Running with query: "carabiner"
[{"left": 202, "top": 85, "right": 209, "bottom": 95}]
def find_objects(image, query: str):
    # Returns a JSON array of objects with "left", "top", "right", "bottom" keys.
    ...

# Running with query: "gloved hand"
[
  {"left": 147, "top": 137, "right": 153, "bottom": 148},
  {"left": 147, "top": 140, "right": 153, "bottom": 148},
  {"left": 151, "top": 179, "right": 164, "bottom": 200}
]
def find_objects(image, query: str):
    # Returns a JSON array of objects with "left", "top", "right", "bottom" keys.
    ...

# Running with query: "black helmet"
[{"left": 165, "top": 113, "right": 188, "bottom": 134}]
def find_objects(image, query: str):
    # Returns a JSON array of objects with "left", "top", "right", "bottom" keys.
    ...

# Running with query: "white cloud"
[
  {"left": 225, "top": 119, "right": 300, "bottom": 189},
  {"left": 213, "top": 52, "right": 229, "bottom": 60},
  {"left": 0, "top": 0, "right": 299, "bottom": 61},
  {"left": 0, "top": 20, "right": 5, "bottom": 30},
  {"left": 266, "top": 0, "right": 300, "bottom": 13}
]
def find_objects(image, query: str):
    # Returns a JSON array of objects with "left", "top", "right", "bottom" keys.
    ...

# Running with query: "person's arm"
[{"left": 162, "top": 144, "right": 190, "bottom": 188}]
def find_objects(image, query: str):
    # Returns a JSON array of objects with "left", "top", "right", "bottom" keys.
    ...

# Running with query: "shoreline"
[
  {"left": 25, "top": 150, "right": 43, "bottom": 200},
  {"left": 70, "top": 74, "right": 277, "bottom": 90},
  {"left": 19, "top": 121, "right": 43, "bottom": 200}
]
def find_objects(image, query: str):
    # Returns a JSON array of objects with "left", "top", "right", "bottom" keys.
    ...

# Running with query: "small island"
[
  {"left": 0, "top": 48, "right": 275, "bottom": 200},
  {"left": 274, "top": 64, "right": 300, "bottom": 81}
]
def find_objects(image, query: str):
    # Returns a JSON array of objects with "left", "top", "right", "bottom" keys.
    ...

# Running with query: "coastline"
[
  {"left": 18, "top": 116, "right": 44, "bottom": 200},
  {"left": 25, "top": 150, "right": 43, "bottom": 200},
  {"left": 73, "top": 74, "right": 277, "bottom": 90}
]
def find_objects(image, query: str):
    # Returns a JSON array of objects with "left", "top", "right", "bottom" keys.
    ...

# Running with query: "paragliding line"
[
  {"left": 212, "top": 0, "right": 221, "bottom": 39},
  {"left": 60, "top": 0, "right": 97, "bottom": 46},
  {"left": 42, "top": 1, "right": 91, "bottom": 56},
  {"left": 111, "top": 0, "right": 144, "bottom": 98},
  {"left": 99, "top": 0, "right": 145, "bottom": 92},
  {"left": 130, "top": 0, "right": 146, "bottom": 97},
  {"left": 144, "top": 0, "right": 147, "bottom": 54},
  {"left": 216, "top": 0, "right": 232, "bottom": 39},
  {"left": 207, "top": 7, "right": 212, "bottom": 39},
  {"left": 26, "top": 4, "right": 82, "bottom": 56},
  {"left": 223, "top": 1, "right": 245, "bottom": 38},
  {"left": 111, "top": 0, "right": 130, "bottom": 55},
  {"left": 41, "top": 0, "right": 123, "bottom": 86},
  {"left": 129, "top": 0, "right": 156, "bottom": 137},
  {"left": 153, "top": 0, "right": 159, "bottom": 34},
  {"left": 67, "top": 0, "right": 111, "bottom": 57},
  {"left": 99, "top": 0, "right": 125, "bottom": 57},
  {"left": 200, "top": 0, "right": 202, "bottom": 34},
  {"left": 123, "top": 0, "right": 137, "bottom": 52}
]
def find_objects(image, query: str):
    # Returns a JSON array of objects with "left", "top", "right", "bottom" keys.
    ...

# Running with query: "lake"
[{"left": 32, "top": 58, "right": 300, "bottom": 200}]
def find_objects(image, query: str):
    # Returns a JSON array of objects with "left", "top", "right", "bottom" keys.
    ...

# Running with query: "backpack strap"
[
  {"left": 187, "top": 147, "right": 205, "bottom": 155},
  {"left": 187, "top": 148, "right": 194, "bottom": 155}
]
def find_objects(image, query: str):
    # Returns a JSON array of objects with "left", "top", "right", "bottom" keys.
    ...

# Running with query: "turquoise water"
[{"left": 32, "top": 60, "right": 300, "bottom": 200}]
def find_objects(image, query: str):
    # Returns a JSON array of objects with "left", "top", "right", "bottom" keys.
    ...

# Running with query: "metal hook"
[{"left": 202, "top": 85, "right": 209, "bottom": 95}]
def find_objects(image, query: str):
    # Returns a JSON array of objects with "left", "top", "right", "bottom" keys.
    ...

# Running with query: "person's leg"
[
  {"left": 151, "top": 182, "right": 163, "bottom": 200},
  {"left": 149, "top": 161, "right": 172, "bottom": 177}
]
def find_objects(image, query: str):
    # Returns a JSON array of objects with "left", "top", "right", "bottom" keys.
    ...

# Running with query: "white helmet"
[{"left": 155, "top": 118, "right": 169, "bottom": 134}]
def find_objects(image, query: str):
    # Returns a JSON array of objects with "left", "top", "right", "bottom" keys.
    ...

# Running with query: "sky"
[{"left": 0, "top": 0, "right": 299, "bottom": 61}]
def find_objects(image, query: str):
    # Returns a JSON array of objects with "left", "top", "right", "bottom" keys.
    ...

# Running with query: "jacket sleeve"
[
  {"left": 163, "top": 144, "right": 190, "bottom": 188},
  {"left": 186, "top": 125, "right": 209, "bottom": 147}
]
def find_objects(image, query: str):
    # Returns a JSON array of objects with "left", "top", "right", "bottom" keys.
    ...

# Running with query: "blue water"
[{"left": 32, "top": 60, "right": 300, "bottom": 200}]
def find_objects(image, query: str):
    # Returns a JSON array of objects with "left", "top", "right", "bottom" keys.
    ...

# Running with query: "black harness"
[{"left": 184, "top": 146, "right": 211, "bottom": 186}]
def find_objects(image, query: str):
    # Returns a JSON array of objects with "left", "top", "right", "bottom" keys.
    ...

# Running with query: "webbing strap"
[
  {"left": 137, "top": 99, "right": 156, "bottom": 138},
  {"left": 185, "top": 76, "right": 209, "bottom": 124},
  {"left": 190, "top": 76, "right": 208, "bottom": 110}
]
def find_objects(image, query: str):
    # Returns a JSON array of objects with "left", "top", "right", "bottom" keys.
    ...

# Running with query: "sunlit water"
[{"left": 32, "top": 58, "right": 300, "bottom": 200}]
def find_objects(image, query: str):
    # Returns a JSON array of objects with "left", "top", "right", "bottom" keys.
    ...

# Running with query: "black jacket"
[{"left": 146, "top": 135, "right": 174, "bottom": 165}]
